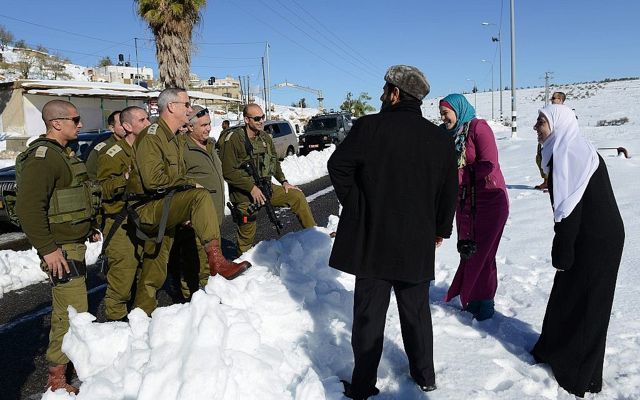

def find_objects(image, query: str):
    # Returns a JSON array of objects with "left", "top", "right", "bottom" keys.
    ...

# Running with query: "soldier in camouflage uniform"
[
  {"left": 85, "top": 110, "right": 126, "bottom": 180},
  {"left": 97, "top": 106, "right": 150, "bottom": 321},
  {"left": 220, "top": 104, "right": 316, "bottom": 255},
  {"left": 15, "top": 100, "right": 101, "bottom": 395},
  {"left": 129, "top": 88, "right": 250, "bottom": 315}
]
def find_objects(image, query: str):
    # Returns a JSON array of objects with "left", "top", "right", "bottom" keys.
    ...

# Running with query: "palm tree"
[{"left": 136, "top": 0, "right": 206, "bottom": 88}]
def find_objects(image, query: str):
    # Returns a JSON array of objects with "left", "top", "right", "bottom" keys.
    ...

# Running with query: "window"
[{"left": 278, "top": 122, "right": 292, "bottom": 136}]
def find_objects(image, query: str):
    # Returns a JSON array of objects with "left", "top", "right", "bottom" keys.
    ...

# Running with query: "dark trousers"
[{"left": 351, "top": 277, "right": 435, "bottom": 396}]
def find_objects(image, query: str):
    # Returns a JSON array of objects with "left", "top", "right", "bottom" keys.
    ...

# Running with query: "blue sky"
[{"left": 1, "top": 0, "right": 638, "bottom": 110}]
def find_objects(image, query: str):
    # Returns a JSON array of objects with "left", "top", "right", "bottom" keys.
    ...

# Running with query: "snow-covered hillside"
[
  {"left": 0, "top": 45, "right": 89, "bottom": 82},
  {"left": 3, "top": 79, "right": 639, "bottom": 399}
]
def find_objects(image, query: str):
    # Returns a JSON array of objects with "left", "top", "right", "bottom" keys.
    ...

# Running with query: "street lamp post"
[
  {"left": 482, "top": 59, "right": 494, "bottom": 120},
  {"left": 466, "top": 78, "right": 477, "bottom": 110},
  {"left": 509, "top": 0, "right": 517, "bottom": 138},
  {"left": 482, "top": 22, "right": 503, "bottom": 123}
]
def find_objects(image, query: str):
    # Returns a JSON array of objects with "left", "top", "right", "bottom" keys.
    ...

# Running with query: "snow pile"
[
  {"left": 46, "top": 228, "right": 346, "bottom": 400},
  {"left": 0, "top": 248, "right": 47, "bottom": 297},
  {"left": 280, "top": 145, "right": 334, "bottom": 186}
]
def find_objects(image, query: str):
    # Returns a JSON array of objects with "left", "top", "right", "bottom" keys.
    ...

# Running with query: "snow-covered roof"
[
  {"left": 18, "top": 79, "right": 150, "bottom": 92},
  {"left": 186, "top": 90, "right": 242, "bottom": 102},
  {"left": 26, "top": 88, "right": 154, "bottom": 99}
]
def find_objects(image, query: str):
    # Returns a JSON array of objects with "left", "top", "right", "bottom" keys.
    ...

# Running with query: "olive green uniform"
[
  {"left": 130, "top": 118, "right": 221, "bottom": 315},
  {"left": 85, "top": 134, "right": 117, "bottom": 180},
  {"left": 171, "top": 135, "right": 225, "bottom": 299},
  {"left": 220, "top": 127, "right": 316, "bottom": 255},
  {"left": 97, "top": 139, "right": 143, "bottom": 320},
  {"left": 15, "top": 137, "right": 94, "bottom": 366}
]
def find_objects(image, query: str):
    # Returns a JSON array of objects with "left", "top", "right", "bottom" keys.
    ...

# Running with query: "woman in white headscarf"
[{"left": 531, "top": 104, "right": 625, "bottom": 398}]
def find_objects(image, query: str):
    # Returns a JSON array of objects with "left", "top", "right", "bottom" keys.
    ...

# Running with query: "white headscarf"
[{"left": 540, "top": 104, "right": 599, "bottom": 222}]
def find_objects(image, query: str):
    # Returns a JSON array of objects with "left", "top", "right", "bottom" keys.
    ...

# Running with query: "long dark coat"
[
  {"left": 328, "top": 100, "right": 458, "bottom": 283},
  {"left": 532, "top": 155, "right": 624, "bottom": 398}
]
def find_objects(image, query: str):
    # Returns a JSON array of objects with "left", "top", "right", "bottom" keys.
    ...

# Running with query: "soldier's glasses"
[
  {"left": 49, "top": 116, "right": 81, "bottom": 124},
  {"left": 248, "top": 115, "right": 265, "bottom": 122},
  {"left": 171, "top": 101, "right": 192, "bottom": 108},
  {"left": 195, "top": 108, "right": 209, "bottom": 118}
]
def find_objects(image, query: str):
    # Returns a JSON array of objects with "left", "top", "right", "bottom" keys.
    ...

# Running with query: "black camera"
[{"left": 457, "top": 239, "right": 477, "bottom": 260}]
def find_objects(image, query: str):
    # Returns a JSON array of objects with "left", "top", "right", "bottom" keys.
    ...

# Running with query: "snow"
[{"left": 4, "top": 79, "right": 640, "bottom": 399}]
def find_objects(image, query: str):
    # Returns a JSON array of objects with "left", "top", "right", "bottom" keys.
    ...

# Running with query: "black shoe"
[
  {"left": 419, "top": 384, "right": 437, "bottom": 392},
  {"left": 341, "top": 380, "right": 380, "bottom": 399}
]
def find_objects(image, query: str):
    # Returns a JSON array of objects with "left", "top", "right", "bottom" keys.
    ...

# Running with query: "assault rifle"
[{"left": 240, "top": 160, "right": 284, "bottom": 234}]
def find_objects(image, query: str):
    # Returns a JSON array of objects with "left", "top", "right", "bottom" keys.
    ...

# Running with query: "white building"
[{"left": 86, "top": 65, "right": 154, "bottom": 85}]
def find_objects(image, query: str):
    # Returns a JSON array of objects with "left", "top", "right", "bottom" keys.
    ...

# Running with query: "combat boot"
[
  {"left": 46, "top": 364, "right": 79, "bottom": 394},
  {"left": 205, "top": 240, "right": 251, "bottom": 280}
]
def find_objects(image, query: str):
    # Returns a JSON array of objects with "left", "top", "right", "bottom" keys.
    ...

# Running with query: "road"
[{"left": 0, "top": 176, "right": 338, "bottom": 400}]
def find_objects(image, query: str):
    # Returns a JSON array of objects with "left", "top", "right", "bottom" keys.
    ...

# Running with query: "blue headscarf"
[{"left": 440, "top": 93, "right": 476, "bottom": 135}]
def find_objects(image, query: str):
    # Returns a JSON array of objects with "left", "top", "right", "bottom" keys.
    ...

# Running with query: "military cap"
[{"left": 384, "top": 65, "right": 430, "bottom": 100}]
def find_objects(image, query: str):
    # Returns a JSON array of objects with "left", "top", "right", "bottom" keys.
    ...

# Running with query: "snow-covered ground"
[{"left": 5, "top": 79, "right": 640, "bottom": 399}]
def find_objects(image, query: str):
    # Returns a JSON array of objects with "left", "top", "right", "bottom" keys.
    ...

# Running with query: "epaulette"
[
  {"left": 147, "top": 123, "right": 159, "bottom": 135},
  {"left": 224, "top": 131, "right": 235, "bottom": 142},
  {"left": 34, "top": 146, "right": 48, "bottom": 158},
  {"left": 106, "top": 144, "right": 123, "bottom": 157},
  {"left": 93, "top": 142, "right": 108, "bottom": 152}
]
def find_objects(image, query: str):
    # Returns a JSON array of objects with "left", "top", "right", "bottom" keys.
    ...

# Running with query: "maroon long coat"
[{"left": 444, "top": 118, "right": 509, "bottom": 306}]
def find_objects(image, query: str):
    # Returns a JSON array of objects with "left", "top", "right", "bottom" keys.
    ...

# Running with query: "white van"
[{"left": 264, "top": 120, "right": 299, "bottom": 159}]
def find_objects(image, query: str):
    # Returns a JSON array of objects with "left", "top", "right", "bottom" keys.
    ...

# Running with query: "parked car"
[
  {"left": 0, "top": 130, "right": 112, "bottom": 230},
  {"left": 298, "top": 111, "right": 352, "bottom": 156},
  {"left": 228, "top": 120, "right": 299, "bottom": 159},
  {"left": 263, "top": 120, "right": 298, "bottom": 159}
]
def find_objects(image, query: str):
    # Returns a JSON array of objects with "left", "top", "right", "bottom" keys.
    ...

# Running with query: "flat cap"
[{"left": 384, "top": 65, "right": 430, "bottom": 100}]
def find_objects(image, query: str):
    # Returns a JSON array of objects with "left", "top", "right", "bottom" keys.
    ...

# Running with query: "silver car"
[{"left": 264, "top": 120, "right": 299, "bottom": 159}]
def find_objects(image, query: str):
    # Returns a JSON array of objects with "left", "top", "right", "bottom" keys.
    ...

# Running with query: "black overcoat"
[
  {"left": 532, "top": 155, "right": 625, "bottom": 397},
  {"left": 328, "top": 100, "right": 458, "bottom": 283}
]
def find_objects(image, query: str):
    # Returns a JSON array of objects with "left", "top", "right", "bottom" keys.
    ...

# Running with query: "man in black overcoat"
[{"left": 328, "top": 65, "right": 458, "bottom": 399}]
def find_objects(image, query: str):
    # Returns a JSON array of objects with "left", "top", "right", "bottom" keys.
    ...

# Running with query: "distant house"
[
  {"left": 0, "top": 80, "right": 242, "bottom": 138},
  {"left": 0, "top": 80, "right": 154, "bottom": 137},
  {"left": 86, "top": 65, "right": 154, "bottom": 86}
]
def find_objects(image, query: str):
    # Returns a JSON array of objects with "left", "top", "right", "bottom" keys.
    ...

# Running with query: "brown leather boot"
[
  {"left": 46, "top": 364, "right": 79, "bottom": 394},
  {"left": 205, "top": 240, "right": 251, "bottom": 280}
]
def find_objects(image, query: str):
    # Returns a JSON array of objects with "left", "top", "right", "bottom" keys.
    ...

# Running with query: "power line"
[
  {"left": 0, "top": 13, "right": 135, "bottom": 47},
  {"left": 257, "top": 0, "right": 378, "bottom": 80},
  {"left": 289, "top": 0, "right": 381, "bottom": 72},
  {"left": 230, "top": 0, "right": 376, "bottom": 85},
  {"left": 272, "top": 0, "right": 380, "bottom": 77}
]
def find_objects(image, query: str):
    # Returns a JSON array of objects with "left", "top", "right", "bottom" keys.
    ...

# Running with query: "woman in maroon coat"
[{"left": 439, "top": 94, "right": 509, "bottom": 320}]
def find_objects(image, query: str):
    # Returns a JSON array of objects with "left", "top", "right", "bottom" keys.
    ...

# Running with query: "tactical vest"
[
  {"left": 10, "top": 139, "right": 101, "bottom": 226},
  {"left": 248, "top": 132, "right": 278, "bottom": 179}
]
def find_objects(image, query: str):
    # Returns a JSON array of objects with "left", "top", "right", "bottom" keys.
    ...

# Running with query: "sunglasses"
[
  {"left": 195, "top": 108, "right": 209, "bottom": 118},
  {"left": 49, "top": 116, "right": 81, "bottom": 124},
  {"left": 171, "top": 101, "right": 192, "bottom": 108},
  {"left": 247, "top": 114, "right": 265, "bottom": 122}
]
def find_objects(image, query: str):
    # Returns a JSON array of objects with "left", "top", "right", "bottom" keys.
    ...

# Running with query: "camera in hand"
[{"left": 457, "top": 239, "right": 477, "bottom": 260}]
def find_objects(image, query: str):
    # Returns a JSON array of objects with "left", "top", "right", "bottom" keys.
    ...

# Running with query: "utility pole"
[
  {"left": 544, "top": 71, "right": 554, "bottom": 104},
  {"left": 510, "top": 0, "right": 517, "bottom": 138},
  {"left": 134, "top": 37, "right": 140, "bottom": 81},
  {"left": 466, "top": 78, "right": 477, "bottom": 110},
  {"left": 261, "top": 57, "right": 268, "bottom": 114},
  {"left": 482, "top": 22, "right": 503, "bottom": 122},
  {"left": 265, "top": 42, "right": 271, "bottom": 120},
  {"left": 482, "top": 59, "right": 494, "bottom": 120}
]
